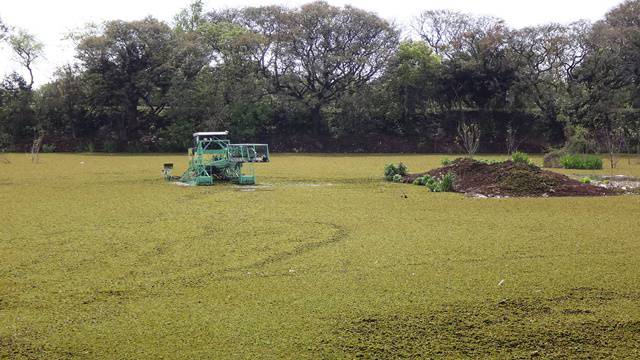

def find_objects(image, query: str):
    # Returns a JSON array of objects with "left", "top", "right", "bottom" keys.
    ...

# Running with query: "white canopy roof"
[{"left": 193, "top": 131, "right": 228, "bottom": 137}]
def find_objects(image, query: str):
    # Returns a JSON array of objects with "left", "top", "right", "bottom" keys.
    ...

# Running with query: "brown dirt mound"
[{"left": 404, "top": 158, "right": 616, "bottom": 197}]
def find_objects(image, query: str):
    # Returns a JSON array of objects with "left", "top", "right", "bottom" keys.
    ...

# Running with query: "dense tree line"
[{"left": 1, "top": 1, "right": 639, "bottom": 153}]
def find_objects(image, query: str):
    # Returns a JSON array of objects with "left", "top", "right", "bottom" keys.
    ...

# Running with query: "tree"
[
  {"left": 382, "top": 40, "right": 442, "bottom": 134},
  {"left": 0, "top": 16, "right": 8, "bottom": 41},
  {"left": 0, "top": 73, "right": 35, "bottom": 149},
  {"left": 457, "top": 120, "right": 481, "bottom": 156},
  {"left": 572, "top": 1, "right": 640, "bottom": 153},
  {"left": 507, "top": 23, "right": 587, "bottom": 142},
  {"left": 74, "top": 17, "right": 175, "bottom": 150},
  {"left": 237, "top": 1, "right": 399, "bottom": 135},
  {"left": 7, "top": 29, "right": 44, "bottom": 90},
  {"left": 174, "top": 0, "right": 206, "bottom": 32},
  {"left": 414, "top": 10, "right": 517, "bottom": 110},
  {"left": 413, "top": 10, "right": 506, "bottom": 60}
]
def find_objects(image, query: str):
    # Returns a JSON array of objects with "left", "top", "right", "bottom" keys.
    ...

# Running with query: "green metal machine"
[{"left": 164, "top": 131, "right": 269, "bottom": 186}]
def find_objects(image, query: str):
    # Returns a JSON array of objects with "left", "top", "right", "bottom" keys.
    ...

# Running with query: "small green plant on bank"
[
  {"left": 441, "top": 158, "right": 452, "bottom": 166},
  {"left": 412, "top": 173, "right": 455, "bottom": 192},
  {"left": 580, "top": 177, "right": 592, "bottom": 184},
  {"left": 511, "top": 151, "right": 530, "bottom": 165},
  {"left": 476, "top": 159, "right": 502, "bottom": 165},
  {"left": 439, "top": 172, "right": 455, "bottom": 192}
]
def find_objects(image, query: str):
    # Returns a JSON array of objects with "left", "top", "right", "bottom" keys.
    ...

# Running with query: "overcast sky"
[{"left": 0, "top": 0, "right": 626, "bottom": 87}]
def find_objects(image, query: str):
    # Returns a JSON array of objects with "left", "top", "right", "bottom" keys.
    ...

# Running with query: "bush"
[
  {"left": 580, "top": 177, "right": 592, "bottom": 184},
  {"left": 511, "top": 151, "right": 530, "bottom": 165},
  {"left": 103, "top": 141, "right": 117, "bottom": 153},
  {"left": 439, "top": 172, "right": 455, "bottom": 192},
  {"left": 392, "top": 174, "right": 403, "bottom": 182},
  {"left": 560, "top": 154, "right": 603, "bottom": 170},
  {"left": 441, "top": 158, "right": 451, "bottom": 166},
  {"left": 384, "top": 163, "right": 398, "bottom": 181},
  {"left": 41, "top": 144, "right": 56, "bottom": 153},
  {"left": 424, "top": 176, "right": 438, "bottom": 191},
  {"left": 421, "top": 174, "right": 455, "bottom": 192},
  {"left": 384, "top": 163, "right": 408, "bottom": 181},
  {"left": 396, "top": 162, "right": 408, "bottom": 176},
  {"left": 412, "top": 177, "right": 424, "bottom": 185}
]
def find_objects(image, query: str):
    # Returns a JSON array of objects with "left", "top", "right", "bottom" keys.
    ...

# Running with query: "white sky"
[{"left": 0, "top": 0, "right": 625, "bottom": 87}]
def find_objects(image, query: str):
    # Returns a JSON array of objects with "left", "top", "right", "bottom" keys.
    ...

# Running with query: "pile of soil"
[{"left": 403, "top": 158, "right": 615, "bottom": 197}]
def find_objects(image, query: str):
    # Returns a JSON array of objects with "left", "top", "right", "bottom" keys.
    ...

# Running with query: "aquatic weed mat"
[
  {"left": 321, "top": 287, "right": 640, "bottom": 359},
  {"left": 1, "top": 153, "right": 640, "bottom": 358}
]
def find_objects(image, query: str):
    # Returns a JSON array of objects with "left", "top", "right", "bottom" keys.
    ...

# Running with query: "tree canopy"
[{"left": 1, "top": 0, "right": 640, "bottom": 153}]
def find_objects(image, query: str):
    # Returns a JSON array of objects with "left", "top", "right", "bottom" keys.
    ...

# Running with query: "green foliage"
[
  {"left": 439, "top": 172, "right": 455, "bottom": 192},
  {"left": 560, "top": 154, "right": 603, "bottom": 170},
  {"left": 424, "top": 176, "right": 439, "bottom": 192},
  {"left": 41, "top": 144, "right": 56, "bottom": 153},
  {"left": 392, "top": 174, "right": 403, "bottom": 182},
  {"left": 384, "top": 163, "right": 408, "bottom": 181},
  {"left": 384, "top": 163, "right": 398, "bottom": 181},
  {"left": 2, "top": 1, "right": 640, "bottom": 155},
  {"left": 511, "top": 151, "right": 530, "bottom": 165},
  {"left": 580, "top": 177, "right": 592, "bottom": 184},
  {"left": 416, "top": 173, "right": 455, "bottom": 192},
  {"left": 476, "top": 159, "right": 502, "bottom": 165},
  {"left": 396, "top": 162, "right": 408, "bottom": 176},
  {"left": 103, "top": 141, "right": 116, "bottom": 153},
  {"left": 564, "top": 125, "right": 595, "bottom": 154},
  {"left": 441, "top": 158, "right": 451, "bottom": 166}
]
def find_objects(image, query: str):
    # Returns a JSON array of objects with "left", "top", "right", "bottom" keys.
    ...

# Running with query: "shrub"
[
  {"left": 441, "top": 158, "right": 451, "bottom": 166},
  {"left": 412, "top": 177, "right": 425, "bottom": 185},
  {"left": 384, "top": 163, "right": 398, "bottom": 181},
  {"left": 511, "top": 151, "right": 530, "bottom": 165},
  {"left": 560, "top": 154, "right": 603, "bottom": 170},
  {"left": 580, "top": 177, "right": 592, "bottom": 184},
  {"left": 384, "top": 163, "right": 408, "bottom": 181},
  {"left": 103, "top": 141, "right": 117, "bottom": 153},
  {"left": 41, "top": 144, "right": 56, "bottom": 153},
  {"left": 396, "top": 162, "right": 408, "bottom": 176},
  {"left": 422, "top": 174, "right": 455, "bottom": 192},
  {"left": 424, "top": 176, "right": 438, "bottom": 192},
  {"left": 392, "top": 174, "right": 403, "bottom": 183},
  {"left": 439, "top": 173, "right": 455, "bottom": 192}
]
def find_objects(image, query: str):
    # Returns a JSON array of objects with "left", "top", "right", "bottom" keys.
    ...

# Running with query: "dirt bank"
[{"left": 404, "top": 158, "right": 616, "bottom": 197}]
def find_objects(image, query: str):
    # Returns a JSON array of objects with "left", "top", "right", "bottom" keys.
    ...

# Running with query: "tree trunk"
[
  {"left": 118, "top": 99, "right": 137, "bottom": 151},
  {"left": 310, "top": 104, "right": 325, "bottom": 135}
]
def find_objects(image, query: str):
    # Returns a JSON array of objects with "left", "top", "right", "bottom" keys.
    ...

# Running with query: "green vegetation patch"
[
  {"left": 324, "top": 288, "right": 640, "bottom": 358},
  {"left": 560, "top": 154, "right": 604, "bottom": 170},
  {"left": 1, "top": 153, "right": 639, "bottom": 358}
]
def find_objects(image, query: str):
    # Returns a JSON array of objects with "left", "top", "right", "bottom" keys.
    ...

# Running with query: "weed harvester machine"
[{"left": 164, "top": 131, "right": 269, "bottom": 185}]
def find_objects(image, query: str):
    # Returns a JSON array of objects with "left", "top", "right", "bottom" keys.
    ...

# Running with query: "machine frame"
[{"left": 164, "top": 131, "right": 269, "bottom": 186}]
